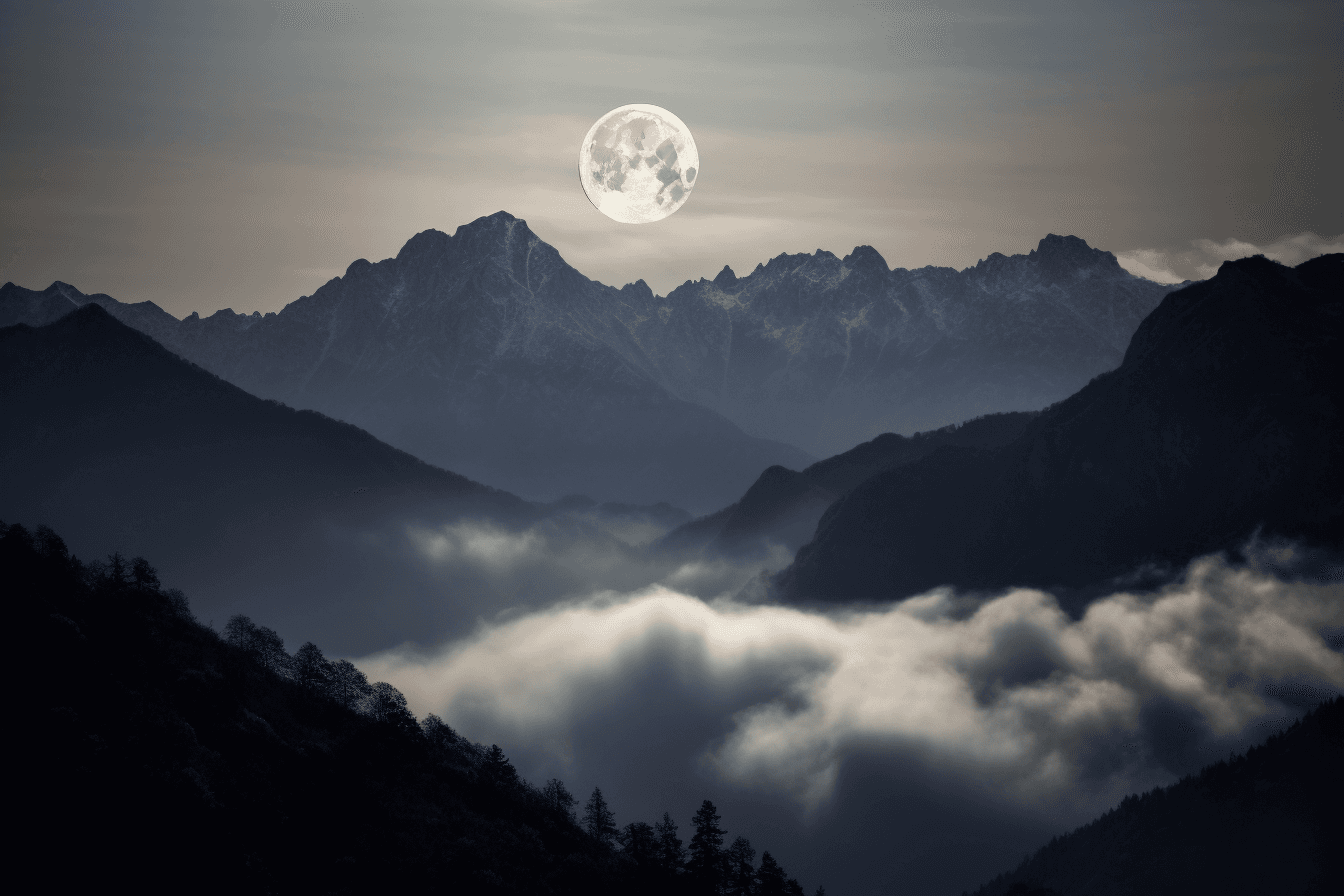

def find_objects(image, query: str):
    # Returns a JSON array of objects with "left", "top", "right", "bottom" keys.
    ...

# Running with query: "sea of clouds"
[
  {"left": 305, "top": 511, "right": 1344, "bottom": 893},
  {"left": 361, "top": 533, "right": 1344, "bottom": 820}
]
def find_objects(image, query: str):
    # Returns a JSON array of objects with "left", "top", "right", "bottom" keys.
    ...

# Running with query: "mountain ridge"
[
  {"left": 2, "top": 213, "right": 813, "bottom": 513},
  {"left": 1, "top": 214, "right": 1179, "bottom": 507},
  {"left": 773, "top": 252, "right": 1344, "bottom": 606},
  {"left": 656, "top": 411, "right": 1038, "bottom": 559},
  {"left": 0, "top": 302, "right": 549, "bottom": 653}
]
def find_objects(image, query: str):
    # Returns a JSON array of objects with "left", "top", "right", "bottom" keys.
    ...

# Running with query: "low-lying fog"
[{"left": 316, "top": 514, "right": 1344, "bottom": 896}]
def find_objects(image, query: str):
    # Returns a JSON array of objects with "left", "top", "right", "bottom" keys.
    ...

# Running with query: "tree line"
[{"left": 5, "top": 520, "right": 821, "bottom": 895}]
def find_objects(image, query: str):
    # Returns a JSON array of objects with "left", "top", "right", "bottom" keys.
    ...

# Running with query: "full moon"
[{"left": 578, "top": 104, "right": 699, "bottom": 224}]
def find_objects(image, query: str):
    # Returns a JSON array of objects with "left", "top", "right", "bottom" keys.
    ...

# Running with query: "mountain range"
[
  {"left": 4, "top": 224, "right": 1341, "bottom": 896},
  {"left": 0, "top": 214, "right": 1176, "bottom": 511},
  {"left": 771, "top": 252, "right": 1343, "bottom": 606},
  {"left": 634, "top": 232, "right": 1176, "bottom": 457},
  {"left": 0, "top": 304, "right": 546, "bottom": 653},
  {"left": 656, "top": 411, "right": 1036, "bottom": 559}
]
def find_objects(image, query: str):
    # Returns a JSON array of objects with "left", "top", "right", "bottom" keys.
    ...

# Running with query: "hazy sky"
[{"left": 2, "top": 0, "right": 1340, "bottom": 318}]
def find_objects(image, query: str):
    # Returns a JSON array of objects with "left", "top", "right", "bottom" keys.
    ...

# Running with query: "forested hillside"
[{"left": 6, "top": 521, "right": 817, "bottom": 895}]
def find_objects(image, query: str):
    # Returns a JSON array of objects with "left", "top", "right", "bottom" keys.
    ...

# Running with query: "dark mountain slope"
[
  {"left": 776, "top": 253, "right": 1344, "bottom": 604},
  {"left": 657, "top": 412, "right": 1035, "bottom": 558},
  {"left": 967, "top": 697, "right": 1343, "bottom": 896},
  {"left": 0, "top": 304, "right": 537, "bottom": 653},
  {"left": 7, "top": 522, "right": 814, "bottom": 895}
]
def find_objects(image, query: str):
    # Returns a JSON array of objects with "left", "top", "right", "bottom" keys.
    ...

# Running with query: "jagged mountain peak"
[
  {"left": 620, "top": 279, "right": 655, "bottom": 301},
  {"left": 713, "top": 265, "right": 738, "bottom": 287},
  {"left": 395, "top": 228, "right": 452, "bottom": 262},
  {"left": 841, "top": 245, "right": 889, "bottom": 272},
  {"left": 387, "top": 213, "right": 545, "bottom": 272},
  {"left": 1029, "top": 233, "right": 1125, "bottom": 276},
  {"left": 44, "top": 280, "right": 85, "bottom": 297},
  {"left": 452, "top": 210, "right": 533, "bottom": 243},
  {"left": 1034, "top": 233, "right": 1094, "bottom": 254}
]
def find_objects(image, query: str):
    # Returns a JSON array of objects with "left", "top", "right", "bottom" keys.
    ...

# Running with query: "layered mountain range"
[
  {"left": 771, "top": 252, "right": 1344, "bottom": 605},
  {"left": 0, "top": 304, "right": 551, "bottom": 652},
  {"left": 1, "top": 213, "right": 1175, "bottom": 510},
  {"left": 635, "top": 232, "right": 1177, "bottom": 457},
  {"left": 656, "top": 411, "right": 1036, "bottom": 559}
]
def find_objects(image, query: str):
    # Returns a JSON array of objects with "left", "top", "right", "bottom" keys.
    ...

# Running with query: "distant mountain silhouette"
[
  {"left": 637, "top": 233, "right": 1177, "bottom": 456},
  {"left": 967, "top": 697, "right": 1342, "bottom": 896},
  {"left": 0, "top": 304, "right": 540, "bottom": 653},
  {"left": 775, "top": 253, "right": 1344, "bottom": 605},
  {"left": 0, "top": 277, "right": 183, "bottom": 332},
  {"left": 657, "top": 412, "right": 1035, "bottom": 558},
  {"left": 1, "top": 220, "right": 1175, "bottom": 508},
  {"left": 1, "top": 214, "right": 813, "bottom": 513},
  {"left": 6, "top": 521, "right": 816, "bottom": 896}
]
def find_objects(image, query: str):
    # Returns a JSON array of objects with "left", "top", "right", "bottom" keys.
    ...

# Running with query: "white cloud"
[
  {"left": 358, "top": 550, "right": 1344, "bottom": 814},
  {"left": 1118, "top": 232, "right": 1344, "bottom": 284},
  {"left": 402, "top": 517, "right": 794, "bottom": 617}
]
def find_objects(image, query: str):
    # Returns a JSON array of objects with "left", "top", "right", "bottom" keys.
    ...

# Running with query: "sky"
[{"left": 2, "top": 0, "right": 1340, "bottom": 318}]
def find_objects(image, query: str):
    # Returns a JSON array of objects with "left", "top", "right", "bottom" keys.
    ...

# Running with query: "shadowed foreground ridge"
[
  {"left": 777, "top": 253, "right": 1344, "bottom": 604},
  {"left": 6, "top": 521, "right": 815, "bottom": 895},
  {"left": 967, "top": 697, "right": 1343, "bottom": 896}
]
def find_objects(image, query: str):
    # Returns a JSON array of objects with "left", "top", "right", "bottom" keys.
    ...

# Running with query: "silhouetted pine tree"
[
  {"left": 757, "top": 851, "right": 788, "bottom": 896},
  {"left": 656, "top": 812, "right": 687, "bottom": 878},
  {"left": 621, "top": 820, "right": 659, "bottom": 869},
  {"left": 543, "top": 778, "right": 577, "bottom": 821},
  {"left": 293, "top": 642, "right": 333, "bottom": 691},
  {"left": 725, "top": 835, "right": 757, "bottom": 896},
  {"left": 584, "top": 786, "right": 618, "bottom": 846},
  {"left": 688, "top": 799, "right": 726, "bottom": 894},
  {"left": 482, "top": 743, "right": 521, "bottom": 789}
]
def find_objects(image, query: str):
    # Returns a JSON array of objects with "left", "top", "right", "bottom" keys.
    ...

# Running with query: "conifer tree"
[
  {"left": 620, "top": 820, "right": 658, "bottom": 866},
  {"left": 655, "top": 812, "right": 685, "bottom": 876},
  {"left": 542, "top": 778, "right": 576, "bottom": 821},
  {"left": 688, "top": 799, "right": 726, "bottom": 893},
  {"left": 583, "top": 786, "right": 617, "bottom": 845},
  {"left": 482, "top": 744, "right": 520, "bottom": 788},
  {"left": 725, "top": 835, "right": 757, "bottom": 896},
  {"left": 756, "top": 850, "right": 787, "bottom": 896}
]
